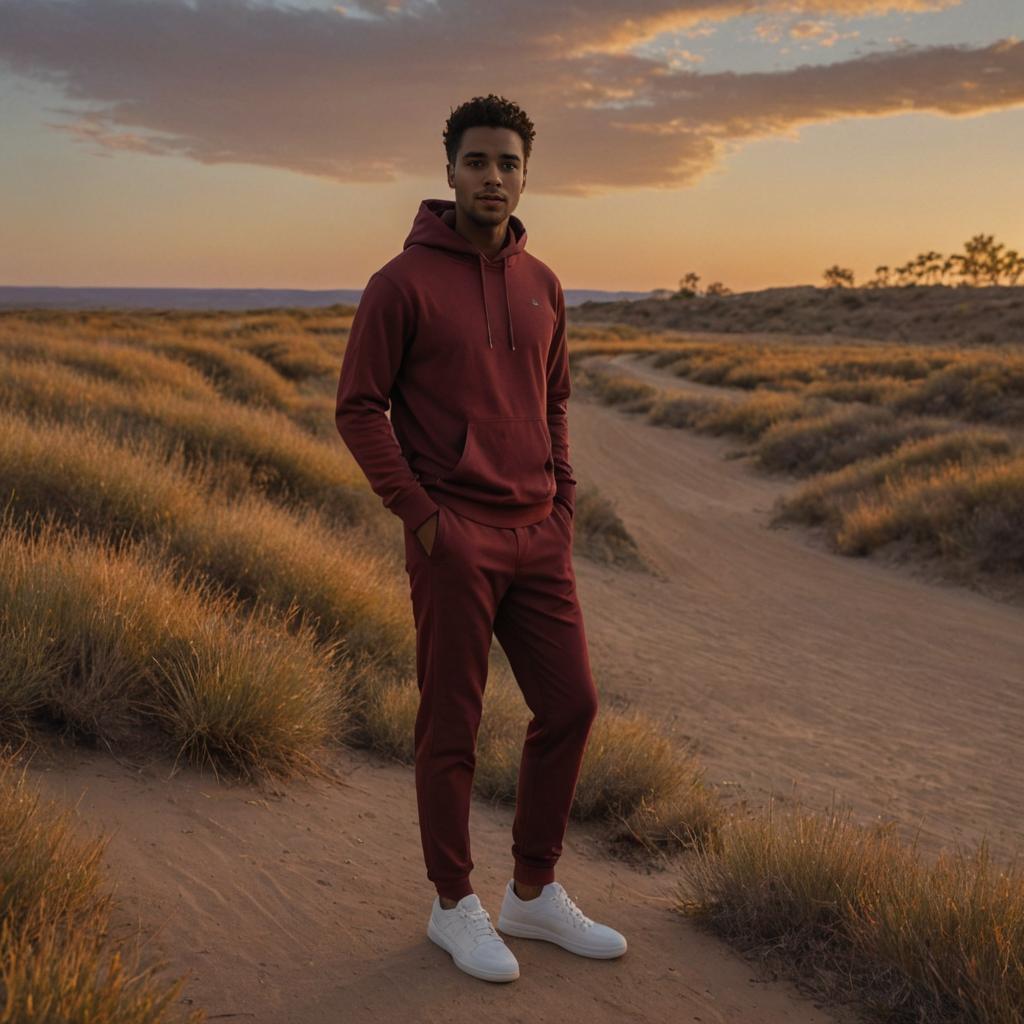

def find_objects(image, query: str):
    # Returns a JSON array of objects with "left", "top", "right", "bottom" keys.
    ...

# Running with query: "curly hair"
[{"left": 443, "top": 93, "right": 536, "bottom": 167}]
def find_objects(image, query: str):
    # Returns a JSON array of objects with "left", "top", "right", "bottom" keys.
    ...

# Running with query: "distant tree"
[
  {"left": 1002, "top": 249, "right": 1023, "bottom": 285},
  {"left": 975, "top": 234, "right": 1005, "bottom": 285},
  {"left": 705, "top": 281, "right": 732, "bottom": 296},
  {"left": 946, "top": 233, "right": 1023, "bottom": 286},
  {"left": 677, "top": 271, "right": 701, "bottom": 296},
  {"left": 864, "top": 264, "right": 891, "bottom": 288},
  {"left": 893, "top": 259, "right": 918, "bottom": 286},
  {"left": 823, "top": 265, "right": 855, "bottom": 288},
  {"left": 949, "top": 234, "right": 995, "bottom": 285},
  {"left": 845, "top": 233, "right": 1021, "bottom": 290},
  {"left": 649, "top": 288, "right": 675, "bottom": 300},
  {"left": 912, "top": 250, "right": 945, "bottom": 284}
]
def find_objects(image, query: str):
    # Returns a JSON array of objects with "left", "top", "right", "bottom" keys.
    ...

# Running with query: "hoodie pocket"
[{"left": 442, "top": 417, "right": 554, "bottom": 505}]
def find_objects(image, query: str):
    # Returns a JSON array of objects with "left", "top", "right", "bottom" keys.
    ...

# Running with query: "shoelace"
[
  {"left": 552, "top": 885, "right": 595, "bottom": 931},
  {"left": 457, "top": 904, "right": 501, "bottom": 946}
]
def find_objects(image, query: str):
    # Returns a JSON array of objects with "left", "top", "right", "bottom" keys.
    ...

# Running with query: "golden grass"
[
  {"left": 677, "top": 798, "right": 1024, "bottom": 1023},
  {"left": 754, "top": 405, "right": 949, "bottom": 475},
  {"left": 775, "top": 428, "right": 1015, "bottom": 530},
  {"left": 0, "top": 328, "right": 219, "bottom": 398},
  {"left": 691, "top": 390, "right": 812, "bottom": 440},
  {"left": 0, "top": 515, "right": 351, "bottom": 781},
  {"left": 0, "top": 413, "right": 413, "bottom": 673},
  {"left": 0, "top": 355, "right": 373, "bottom": 527},
  {"left": 571, "top": 488, "right": 651, "bottom": 571},
  {"left": 590, "top": 331, "right": 1024, "bottom": 427},
  {"left": 229, "top": 331, "right": 344, "bottom": 381},
  {"left": 834, "top": 452, "right": 1024, "bottom": 571},
  {"left": 0, "top": 748, "right": 204, "bottom": 1022},
  {"left": 124, "top": 334, "right": 298, "bottom": 409},
  {"left": 575, "top": 360, "right": 660, "bottom": 410},
  {"left": 0, "top": 311, "right": 350, "bottom": 443}
]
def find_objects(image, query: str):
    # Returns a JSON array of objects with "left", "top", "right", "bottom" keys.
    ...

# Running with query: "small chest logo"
[{"left": 530, "top": 297, "right": 540, "bottom": 306}]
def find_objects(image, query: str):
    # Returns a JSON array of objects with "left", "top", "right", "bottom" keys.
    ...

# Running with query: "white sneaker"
[
  {"left": 497, "top": 879, "right": 628, "bottom": 959},
  {"left": 426, "top": 892, "right": 520, "bottom": 982}
]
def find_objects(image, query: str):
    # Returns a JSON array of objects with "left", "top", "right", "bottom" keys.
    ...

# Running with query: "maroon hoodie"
[{"left": 335, "top": 197, "right": 576, "bottom": 531}]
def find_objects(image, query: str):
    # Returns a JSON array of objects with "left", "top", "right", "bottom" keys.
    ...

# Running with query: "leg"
[
  {"left": 404, "top": 506, "right": 514, "bottom": 902},
  {"left": 493, "top": 507, "right": 599, "bottom": 890}
]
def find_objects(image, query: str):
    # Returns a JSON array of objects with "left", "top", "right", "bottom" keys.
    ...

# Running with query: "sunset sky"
[{"left": 1, "top": 0, "right": 1021, "bottom": 294}]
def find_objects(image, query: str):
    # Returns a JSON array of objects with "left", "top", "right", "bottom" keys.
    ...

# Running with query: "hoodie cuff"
[
  {"left": 392, "top": 487, "right": 440, "bottom": 533},
  {"left": 554, "top": 480, "right": 576, "bottom": 518}
]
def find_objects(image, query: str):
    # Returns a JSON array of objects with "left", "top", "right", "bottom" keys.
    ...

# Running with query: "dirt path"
[
  {"left": 29, "top": 741, "right": 853, "bottom": 1024},
  {"left": 572, "top": 353, "right": 1024, "bottom": 866},
  {"left": 585, "top": 350, "right": 751, "bottom": 404}
]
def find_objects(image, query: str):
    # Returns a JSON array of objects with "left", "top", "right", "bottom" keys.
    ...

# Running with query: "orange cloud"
[
  {"left": 787, "top": 20, "right": 861, "bottom": 47},
  {"left": 0, "top": 0, "right": 1017, "bottom": 197}
]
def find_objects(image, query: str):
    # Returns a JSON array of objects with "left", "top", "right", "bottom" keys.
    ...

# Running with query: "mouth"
[{"left": 478, "top": 195, "right": 505, "bottom": 203}]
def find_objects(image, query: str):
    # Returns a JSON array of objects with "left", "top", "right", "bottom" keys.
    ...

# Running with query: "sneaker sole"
[
  {"left": 497, "top": 916, "right": 627, "bottom": 959},
  {"left": 427, "top": 918, "right": 520, "bottom": 982}
]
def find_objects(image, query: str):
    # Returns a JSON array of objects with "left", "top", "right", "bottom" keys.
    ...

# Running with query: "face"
[{"left": 446, "top": 125, "right": 527, "bottom": 228}]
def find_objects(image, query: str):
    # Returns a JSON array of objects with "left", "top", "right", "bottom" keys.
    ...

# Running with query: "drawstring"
[
  {"left": 504, "top": 259, "right": 516, "bottom": 350},
  {"left": 477, "top": 253, "right": 516, "bottom": 351},
  {"left": 478, "top": 255, "right": 493, "bottom": 349}
]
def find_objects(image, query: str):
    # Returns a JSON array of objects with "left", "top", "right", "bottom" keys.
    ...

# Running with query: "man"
[{"left": 335, "top": 94, "right": 626, "bottom": 983}]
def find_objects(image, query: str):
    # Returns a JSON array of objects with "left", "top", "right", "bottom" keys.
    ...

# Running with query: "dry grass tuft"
[
  {"left": 678, "top": 797, "right": 1024, "bottom": 1024},
  {"left": 0, "top": 747, "right": 204, "bottom": 1022}
]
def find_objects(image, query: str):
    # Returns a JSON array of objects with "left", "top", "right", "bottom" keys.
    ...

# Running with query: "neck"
[{"left": 453, "top": 204, "right": 509, "bottom": 261}]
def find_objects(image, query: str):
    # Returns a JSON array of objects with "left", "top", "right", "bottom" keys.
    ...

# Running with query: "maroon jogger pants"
[{"left": 403, "top": 499, "right": 599, "bottom": 902}]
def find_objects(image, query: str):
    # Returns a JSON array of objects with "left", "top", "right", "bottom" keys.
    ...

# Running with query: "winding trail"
[{"left": 573, "top": 352, "right": 1024, "bottom": 866}]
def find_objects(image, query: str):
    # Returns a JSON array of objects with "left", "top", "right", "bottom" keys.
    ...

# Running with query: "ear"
[{"left": 446, "top": 163, "right": 455, "bottom": 189}]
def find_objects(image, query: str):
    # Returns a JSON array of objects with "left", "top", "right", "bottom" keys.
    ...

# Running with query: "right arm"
[{"left": 334, "top": 271, "right": 440, "bottom": 534}]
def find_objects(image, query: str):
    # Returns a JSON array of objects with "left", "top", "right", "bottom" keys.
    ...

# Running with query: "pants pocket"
[
  {"left": 406, "top": 507, "right": 446, "bottom": 563},
  {"left": 442, "top": 417, "right": 554, "bottom": 505}
]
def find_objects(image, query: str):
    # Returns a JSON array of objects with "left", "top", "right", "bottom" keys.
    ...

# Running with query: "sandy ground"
[
  {"left": 20, "top": 347, "right": 1022, "bottom": 1022},
  {"left": 573, "top": 351, "right": 1024, "bottom": 867},
  {"left": 28, "top": 740, "right": 854, "bottom": 1024}
]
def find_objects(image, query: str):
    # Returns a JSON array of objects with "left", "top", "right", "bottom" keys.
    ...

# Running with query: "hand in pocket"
[
  {"left": 416, "top": 510, "right": 440, "bottom": 555},
  {"left": 553, "top": 499, "right": 573, "bottom": 535}
]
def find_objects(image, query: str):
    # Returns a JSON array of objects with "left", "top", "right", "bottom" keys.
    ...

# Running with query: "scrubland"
[{"left": 1, "top": 306, "right": 1020, "bottom": 1023}]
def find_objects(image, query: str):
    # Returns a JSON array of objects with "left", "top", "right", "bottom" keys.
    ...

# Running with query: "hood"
[{"left": 403, "top": 198, "right": 528, "bottom": 350}]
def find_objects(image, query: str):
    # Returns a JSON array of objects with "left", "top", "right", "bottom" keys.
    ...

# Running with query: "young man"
[{"left": 335, "top": 94, "right": 626, "bottom": 982}]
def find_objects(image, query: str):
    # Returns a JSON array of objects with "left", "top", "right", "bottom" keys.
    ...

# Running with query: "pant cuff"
[
  {"left": 512, "top": 860, "right": 556, "bottom": 887},
  {"left": 436, "top": 877, "right": 474, "bottom": 901}
]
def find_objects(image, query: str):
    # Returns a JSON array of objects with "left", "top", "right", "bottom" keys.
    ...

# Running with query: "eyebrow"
[{"left": 462, "top": 151, "right": 521, "bottom": 163}]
